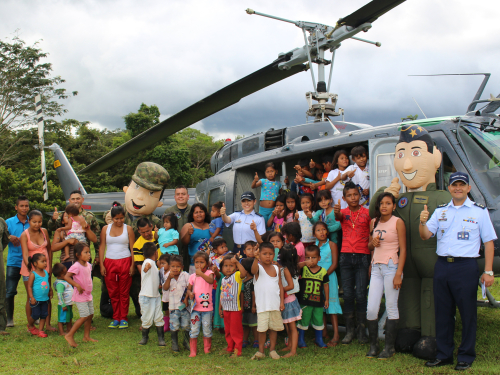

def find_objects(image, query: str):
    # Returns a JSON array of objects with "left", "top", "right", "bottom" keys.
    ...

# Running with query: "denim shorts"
[{"left": 30, "top": 300, "right": 49, "bottom": 320}]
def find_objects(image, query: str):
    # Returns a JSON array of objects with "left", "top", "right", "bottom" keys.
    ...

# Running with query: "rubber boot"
[
  {"left": 138, "top": 327, "right": 150, "bottom": 345},
  {"left": 189, "top": 338, "right": 197, "bottom": 357},
  {"left": 357, "top": 312, "right": 369, "bottom": 344},
  {"left": 183, "top": 330, "right": 190, "bottom": 350},
  {"left": 314, "top": 329, "right": 327, "bottom": 348},
  {"left": 366, "top": 320, "right": 379, "bottom": 358},
  {"left": 157, "top": 326, "right": 166, "bottom": 346},
  {"left": 297, "top": 328, "right": 307, "bottom": 348},
  {"left": 341, "top": 312, "right": 356, "bottom": 344},
  {"left": 171, "top": 331, "right": 180, "bottom": 352},
  {"left": 163, "top": 316, "right": 170, "bottom": 332},
  {"left": 6, "top": 297, "right": 14, "bottom": 327},
  {"left": 203, "top": 337, "right": 212, "bottom": 354},
  {"left": 378, "top": 319, "right": 398, "bottom": 359}
]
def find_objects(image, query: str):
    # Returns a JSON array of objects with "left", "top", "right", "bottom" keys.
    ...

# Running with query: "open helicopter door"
[
  {"left": 369, "top": 136, "right": 404, "bottom": 195},
  {"left": 196, "top": 170, "right": 236, "bottom": 249}
]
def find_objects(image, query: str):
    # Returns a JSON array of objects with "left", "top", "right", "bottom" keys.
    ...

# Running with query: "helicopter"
[{"left": 47, "top": 0, "right": 500, "bottom": 308}]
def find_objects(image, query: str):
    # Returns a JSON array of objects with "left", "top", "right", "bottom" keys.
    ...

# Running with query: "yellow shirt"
[{"left": 133, "top": 231, "right": 161, "bottom": 263}]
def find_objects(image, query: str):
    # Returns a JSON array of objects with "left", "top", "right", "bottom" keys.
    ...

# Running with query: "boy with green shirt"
[{"left": 52, "top": 263, "right": 74, "bottom": 335}]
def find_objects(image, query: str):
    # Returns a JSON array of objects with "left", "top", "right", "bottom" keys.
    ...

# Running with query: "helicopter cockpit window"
[
  {"left": 375, "top": 152, "right": 400, "bottom": 192},
  {"left": 458, "top": 125, "right": 500, "bottom": 201},
  {"left": 242, "top": 138, "right": 259, "bottom": 155},
  {"left": 208, "top": 185, "right": 226, "bottom": 208},
  {"left": 441, "top": 152, "right": 457, "bottom": 191}
]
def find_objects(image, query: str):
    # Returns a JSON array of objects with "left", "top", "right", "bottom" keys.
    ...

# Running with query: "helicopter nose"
[{"left": 403, "top": 158, "right": 413, "bottom": 171}]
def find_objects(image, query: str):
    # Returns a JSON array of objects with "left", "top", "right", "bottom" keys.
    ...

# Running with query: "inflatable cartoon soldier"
[
  {"left": 370, "top": 124, "right": 451, "bottom": 359},
  {"left": 99, "top": 162, "right": 169, "bottom": 318}
]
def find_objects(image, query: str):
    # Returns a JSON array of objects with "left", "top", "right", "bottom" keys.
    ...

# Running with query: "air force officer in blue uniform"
[{"left": 419, "top": 172, "right": 496, "bottom": 371}]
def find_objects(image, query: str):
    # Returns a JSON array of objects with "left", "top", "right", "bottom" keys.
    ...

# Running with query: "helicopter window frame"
[
  {"left": 241, "top": 137, "right": 260, "bottom": 155},
  {"left": 208, "top": 184, "right": 226, "bottom": 209}
]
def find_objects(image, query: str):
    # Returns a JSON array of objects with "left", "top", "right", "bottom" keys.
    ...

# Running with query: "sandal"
[
  {"left": 327, "top": 339, "right": 339, "bottom": 347},
  {"left": 251, "top": 351, "right": 266, "bottom": 360},
  {"left": 264, "top": 339, "right": 271, "bottom": 348},
  {"left": 284, "top": 337, "right": 289, "bottom": 346},
  {"left": 27, "top": 325, "right": 39, "bottom": 335},
  {"left": 37, "top": 331, "right": 48, "bottom": 338},
  {"left": 269, "top": 350, "right": 281, "bottom": 360},
  {"left": 252, "top": 340, "right": 259, "bottom": 348},
  {"left": 242, "top": 340, "right": 250, "bottom": 348}
]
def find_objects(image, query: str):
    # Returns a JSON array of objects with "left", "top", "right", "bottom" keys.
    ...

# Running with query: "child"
[
  {"left": 279, "top": 244, "right": 302, "bottom": 358},
  {"left": 209, "top": 201, "right": 225, "bottom": 243},
  {"left": 306, "top": 190, "right": 341, "bottom": 244},
  {"left": 295, "top": 193, "right": 316, "bottom": 248},
  {"left": 27, "top": 253, "right": 51, "bottom": 338},
  {"left": 296, "top": 245, "right": 329, "bottom": 348},
  {"left": 281, "top": 222, "right": 305, "bottom": 263},
  {"left": 186, "top": 251, "right": 215, "bottom": 357},
  {"left": 52, "top": 263, "right": 74, "bottom": 336},
  {"left": 158, "top": 253, "right": 171, "bottom": 332},
  {"left": 210, "top": 238, "right": 229, "bottom": 333},
  {"left": 366, "top": 192, "right": 406, "bottom": 359},
  {"left": 243, "top": 240, "right": 257, "bottom": 259},
  {"left": 334, "top": 181, "right": 372, "bottom": 345},
  {"left": 158, "top": 214, "right": 179, "bottom": 255},
  {"left": 310, "top": 154, "right": 333, "bottom": 191},
  {"left": 241, "top": 258, "right": 258, "bottom": 349},
  {"left": 60, "top": 203, "right": 88, "bottom": 261},
  {"left": 64, "top": 242, "right": 97, "bottom": 347},
  {"left": 163, "top": 255, "right": 191, "bottom": 352},
  {"left": 267, "top": 195, "right": 286, "bottom": 232},
  {"left": 342, "top": 146, "right": 370, "bottom": 208},
  {"left": 326, "top": 150, "right": 351, "bottom": 209},
  {"left": 219, "top": 254, "right": 248, "bottom": 357},
  {"left": 138, "top": 242, "right": 165, "bottom": 346},
  {"left": 313, "top": 221, "right": 342, "bottom": 347},
  {"left": 269, "top": 232, "right": 285, "bottom": 262},
  {"left": 251, "top": 242, "right": 285, "bottom": 360},
  {"left": 292, "top": 159, "right": 314, "bottom": 195},
  {"left": 251, "top": 162, "right": 282, "bottom": 228},
  {"left": 284, "top": 191, "right": 299, "bottom": 223},
  {"left": 133, "top": 218, "right": 160, "bottom": 273}
]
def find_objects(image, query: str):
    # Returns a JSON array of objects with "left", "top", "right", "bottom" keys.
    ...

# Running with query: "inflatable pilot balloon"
[
  {"left": 100, "top": 162, "right": 169, "bottom": 318},
  {"left": 370, "top": 124, "right": 451, "bottom": 359}
]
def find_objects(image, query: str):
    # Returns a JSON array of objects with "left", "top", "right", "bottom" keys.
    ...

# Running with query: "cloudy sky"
[{"left": 2, "top": 0, "right": 500, "bottom": 141}]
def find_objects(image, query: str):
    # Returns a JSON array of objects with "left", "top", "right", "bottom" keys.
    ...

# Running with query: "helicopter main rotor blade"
[
  {"left": 338, "top": 0, "right": 406, "bottom": 28},
  {"left": 80, "top": 57, "right": 307, "bottom": 174}
]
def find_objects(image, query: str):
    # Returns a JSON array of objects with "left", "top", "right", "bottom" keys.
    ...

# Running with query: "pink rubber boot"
[{"left": 163, "top": 316, "right": 170, "bottom": 332}]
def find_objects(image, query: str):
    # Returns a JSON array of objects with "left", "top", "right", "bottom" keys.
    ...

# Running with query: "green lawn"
[{"left": 2, "top": 247, "right": 500, "bottom": 375}]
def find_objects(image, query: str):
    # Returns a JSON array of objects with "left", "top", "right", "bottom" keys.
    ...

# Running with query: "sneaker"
[
  {"left": 252, "top": 340, "right": 259, "bottom": 348},
  {"left": 242, "top": 340, "right": 250, "bottom": 348},
  {"left": 37, "top": 331, "right": 48, "bottom": 338},
  {"left": 119, "top": 320, "right": 129, "bottom": 329},
  {"left": 264, "top": 339, "right": 271, "bottom": 349},
  {"left": 108, "top": 320, "right": 119, "bottom": 329}
]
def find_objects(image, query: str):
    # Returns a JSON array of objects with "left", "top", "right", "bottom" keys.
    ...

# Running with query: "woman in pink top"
[
  {"left": 20, "top": 210, "right": 53, "bottom": 333},
  {"left": 366, "top": 192, "right": 407, "bottom": 359}
]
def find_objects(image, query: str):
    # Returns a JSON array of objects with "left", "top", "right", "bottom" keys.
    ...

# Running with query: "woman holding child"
[{"left": 180, "top": 203, "right": 211, "bottom": 274}]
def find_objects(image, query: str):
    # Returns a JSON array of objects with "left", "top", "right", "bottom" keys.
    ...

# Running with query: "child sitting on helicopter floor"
[
  {"left": 291, "top": 159, "right": 314, "bottom": 195},
  {"left": 341, "top": 146, "right": 370, "bottom": 208},
  {"left": 251, "top": 162, "right": 288, "bottom": 229}
]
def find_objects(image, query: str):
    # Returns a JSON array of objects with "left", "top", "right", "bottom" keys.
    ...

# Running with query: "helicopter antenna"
[
  {"left": 246, "top": 0, "right": 400, "bottom": 122},
  {"left": 412, "top": 97, "right": 427, "bottom": 119},
  {"left": 409, "top": 73, "right": 491, "bottom": 113}
]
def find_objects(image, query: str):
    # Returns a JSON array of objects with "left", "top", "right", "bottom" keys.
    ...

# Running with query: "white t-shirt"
[
  {"left": 326, "top": 168, "right": 349, "bottom": 209},
  {"left": 344, "top": 162, "right": 370, "bottom": 208},
  {"left": 140, "top": 259, "right": 160, "bottom": 298}
]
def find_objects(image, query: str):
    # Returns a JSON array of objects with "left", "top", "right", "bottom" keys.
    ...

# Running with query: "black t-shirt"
[
  {"left": 298, "top": 266, "right": 329, "bottom": 307},
  {"left": 242, "top": 278, "right": 254, "bottom": 312}
]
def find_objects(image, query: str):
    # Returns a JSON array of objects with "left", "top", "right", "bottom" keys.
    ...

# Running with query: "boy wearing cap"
[
  {"left": 220, "top": 192, "right": 266, "bottom": 257},
  {"left": 419, "top": 171, "right": 496, "bottom": 371}
]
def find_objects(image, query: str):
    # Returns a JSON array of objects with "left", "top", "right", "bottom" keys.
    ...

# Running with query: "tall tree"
[{"left": 123, "top": 103, "right": 160, "bottom": 138}]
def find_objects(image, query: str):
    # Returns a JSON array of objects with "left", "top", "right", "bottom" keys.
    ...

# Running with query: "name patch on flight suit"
[
  {"left": 413, "top": 195, "right": 429, "bottom": 204},
  {"left": 458, "top": 230, "right": 470, "bottom": 240}
]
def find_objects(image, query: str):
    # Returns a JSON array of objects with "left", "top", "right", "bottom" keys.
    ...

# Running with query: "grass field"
[{"left": 2, "top": 248, "right": 500, "bottom": 375}]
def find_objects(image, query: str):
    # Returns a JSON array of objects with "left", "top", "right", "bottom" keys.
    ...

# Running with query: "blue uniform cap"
[
  {"left": 241, "top": 191, "right": 256, "bottom": 201},
  {"left": 449, "top": 172, "right": 469, "bottom": 185}
]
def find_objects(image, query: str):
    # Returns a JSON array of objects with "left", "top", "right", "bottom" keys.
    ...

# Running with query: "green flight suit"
[
  {"left": 0, "top": 218, "right": 11, "bottom": 332},
  {"left": 370, "top": 183, "right": 451, "bottom": 337},
  {"left": 163, "top": 204, "right": 192, "bottom": 271}
]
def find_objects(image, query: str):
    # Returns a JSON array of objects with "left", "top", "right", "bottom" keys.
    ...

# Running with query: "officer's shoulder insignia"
[
  {"left": 474, "top": 202, "right": 486, "bottom": 209},
  {"left": 437, "top": 203, "right": 448, "bottom": 208},
  {"left": 398, "top": 197, "right": 408, "bottom": 208}
]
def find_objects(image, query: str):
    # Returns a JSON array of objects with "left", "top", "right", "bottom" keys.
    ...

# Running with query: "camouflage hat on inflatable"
[{"left": 132, "top": 162, "right": 170, "bottom": 191}]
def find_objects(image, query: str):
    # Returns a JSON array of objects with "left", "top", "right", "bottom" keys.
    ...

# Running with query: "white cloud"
[{"left": 1, "top": 0, "right": 499, "bottom": 139}]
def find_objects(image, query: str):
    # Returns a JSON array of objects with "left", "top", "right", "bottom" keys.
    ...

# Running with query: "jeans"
[
  {"left": 6, "top": 266, "right": 21, "bottom": 298},
  {"left": 189, "top": 310, "right": 213, "bottom": 338},
  {"left": 339, "top": 253, "right": 370, "bottom": 314},
  {"left": 366, "top": 259, "right": 401, "bottom": 320},
  {"left": 170, "top": 309, "right": 190, "bottom": 331}
]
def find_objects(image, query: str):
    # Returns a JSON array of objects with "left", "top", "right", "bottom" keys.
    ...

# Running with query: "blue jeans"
[
  {"left": 339, "top": 253, "right": 370, "bottom": 314},
  {"left": 6, "top": 266, "right": 21, "bottom": 298},
  {"left": 189, "top": 310, "right": 213, "bottom": 338},
  {"left": 170, "top": 309, "right": 190, "bottom": 331}
]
